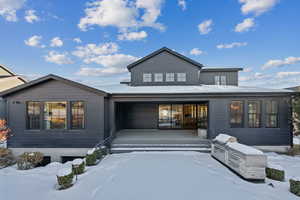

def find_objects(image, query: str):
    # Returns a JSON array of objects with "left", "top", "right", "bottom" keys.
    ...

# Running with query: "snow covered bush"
[
  {"left": 94, "top": 148, "right": 103, "bottom": 160},
  {"left": 290, "top": 178, "right": 300, "bottom": 196},
  {"left": 72, "top": 158, "right": 85, "bottom": 175},
  {"left": 17, "top": 152, "right": 44, "bottom": 170},
  {"left": 266, "top": 164, "right": 285, "bottom": 181},
  {"left": 100, "top": 145, "right": 109, "bottom": 156},
  {"left": 85, "top": 149, "right": 97, "bottom": 166},
  {"left": 0, "top": 148, "right": 15, "bottom": 168},
  {"left": 57, "top": 168, "right": 74, "bottom": 190}
]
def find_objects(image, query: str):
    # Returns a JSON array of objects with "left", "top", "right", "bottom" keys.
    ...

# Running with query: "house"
[
  {"left": 0, "top": 65, "right": 26, "bottom": 118},
  {"left": 0, "top": 47, "right": 294, "bottom": 162}
]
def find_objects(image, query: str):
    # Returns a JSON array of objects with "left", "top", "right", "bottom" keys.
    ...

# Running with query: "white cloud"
[
  {"left": 118, "top": 30, "right": 147, "bottom": 41},
  {"left": 83, "top": 54, "right": 138, "bottom": 68},
  {"left": 189, "top": 48, "right": 203, "bottom": 56},
  {"left": 24, "top": 35, "right": 45, "bottom": 48},
  {"left": 198, "top": 19, "right": 213, "bottom": 35},
  {"left": 78, "top": 0, "right": 165, "bottom": 32},
  {"left": 44, "top": 51, "right": 73, "bottom": 65},
  {"left": 235, "top": 18, "right": 255, "bottom": 32},
  {"left": 262, "top": 57, "right": 300, "bottom": 70},
  {"left": 243, "top": 67, "right": 252, "bottom": 72},
  {"left": 0, "top": 0, "right": 25, "bottom": 22},
  {"left": 178, "top": 0, "right": 186, "bottom": 10},
  {"left": 73, "top": 38, "right": 82, "bottom": 43},
  {"left": 24, "top": 9, "right": 39, "bottom": 23},
  {"left": 276, "top": 72, "right": 300, "bottom": 79},
  {"left": 217, "top": 42, "right": 247, "bottom": 49},
  {"left": 72, "top": 42, "right": 119, "bottom": 59},
  {"left": 50, "top": 37, "right": 63, "bottom": 47},
  {"left": 239, "top": 72, "right": 271, "bottom": 81},
  {"left": 239, "top": 0, "right": 279, "bottom": 16},
  {"left": 76, "top": 66, "right": 128, "bottom": 76}
]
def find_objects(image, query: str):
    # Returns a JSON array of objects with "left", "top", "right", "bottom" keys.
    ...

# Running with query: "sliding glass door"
[{"left": 158, "top": 103, "right": 208, "bottom": 129}]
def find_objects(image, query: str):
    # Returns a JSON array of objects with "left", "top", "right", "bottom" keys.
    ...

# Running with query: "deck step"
[
  {"left": 111, "top": 143, "right": 211, "bottom": 148},
  {"left": 110, "top": 145, "right": 211, "bottom": 153}
]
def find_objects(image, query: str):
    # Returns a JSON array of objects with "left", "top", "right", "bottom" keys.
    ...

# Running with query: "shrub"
[
  {"left": 94, "top": 148, "right": 102, "bottom": 160},
  {"left": 85, "top": 149, "right": 97, "bottom": 166},
  {"left": 290, "top": 178, "right": 300, "bottom": 196},
  {"left": 100, "top": 145, "right": 109, "bottom": 156},
  {"left": 17, "top": 152, "right": 44, "bottom": 170},
  {"left": 266, "top": 164, "right": 285, "bottom": 181},
  {"left": 72, "top": 159, "right": 85, "bottom": 175},
  {"left": 57, "top": 168, "right": 74, "bottom": 190},
  {"left": 0, "top": 148, "right": 15, "bottom": 168}
]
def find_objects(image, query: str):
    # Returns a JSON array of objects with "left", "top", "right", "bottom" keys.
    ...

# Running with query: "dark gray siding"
[
  {"left": 111, "top": 94, "right": 292, "bottom": 146},
  {"left": 0, "top": 97, "right": 5, "bottom": 119},
  {"left": 117, "top": 103, "right": 157, "bottom": 129},
  {"left": 130, "top": 51, "right": 201, "bottom": 86},
  {"left": 6, "top": 80, "right": 105, "bottom": 148},
  {"left": 200, "top": 71, "right": 238, "bottom": 86}
]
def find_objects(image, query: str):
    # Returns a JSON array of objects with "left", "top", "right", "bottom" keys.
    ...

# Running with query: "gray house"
[{"left": 0, "top": 47, "right": 294, "bottom": 161}]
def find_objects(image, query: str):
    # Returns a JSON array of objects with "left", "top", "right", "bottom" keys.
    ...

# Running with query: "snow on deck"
[
  {"left": 98, "top": 84, "right": 293, "bottom": 94},
  {"left": 1, "top": 152, "right": 300, "bottom": 200}
]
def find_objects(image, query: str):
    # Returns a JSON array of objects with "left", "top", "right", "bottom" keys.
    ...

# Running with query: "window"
[
  {"left": 166, "top": 73, "right": 175, "bottom": 82},
  {"left": 143, "top": 73, "right": 152, "bottom": 82},
  {"left": 44, "top": 102, "right": 67, "bottom": 129},
  {"left": 177, "top": 73, "right": 186, "bottom": 82},
  {"left": 266, "top": 100, "right": 278, "bottom": 128},
  {"left": 248, "top": 101, "right": 261, "bottom": 128},
  {"left": 71, "top": 101, "right": 85, "bottom": 129},
  {"left": 230, "top": 101, "right": 244, "bottom": 128},
  {"left": 154, "top": 73, "right": 163, "bottom": 82},
  {"left": 26, "top": 102, "right": 41, "bottom": 129},
  {"left": 215, "top": 75, "right": 226, "bottom": 85},
  {"left": 221, "top": 76, "right": 226, "bottom": 85}
]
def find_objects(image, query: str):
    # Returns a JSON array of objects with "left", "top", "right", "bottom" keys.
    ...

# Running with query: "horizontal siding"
[{"left": 200, "top": 71, "right": 238, "bottom": 86}]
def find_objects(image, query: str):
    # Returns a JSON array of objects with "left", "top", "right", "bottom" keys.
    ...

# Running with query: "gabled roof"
[
  {"left": 0, "top": 64, "right": 27, "bottom": 83},
  {"left": 0, "top": 76, "right": 27, "bottom": 92},
  {"left": 0, "top": 74, "right": 108, "bottom": 97},
  {"left": 127, "top": 47, "right": 204, "bottom": 71},
  {"left": 0, "top": 64, "right": 15, "bottom": 76}
]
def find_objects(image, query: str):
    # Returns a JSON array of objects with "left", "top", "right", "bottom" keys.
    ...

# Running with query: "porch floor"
[{"left": 113, "top": 129, "right": 210, "bottom": 147}]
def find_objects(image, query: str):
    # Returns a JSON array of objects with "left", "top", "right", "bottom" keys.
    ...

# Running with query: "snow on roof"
[{"left": 98, "top": 84, "right": 293, "bottom": 95}]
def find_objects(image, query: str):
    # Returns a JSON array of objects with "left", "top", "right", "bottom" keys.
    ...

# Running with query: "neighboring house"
[
  {"left": 0, "top": 65, "right": 26, "bottom": 118},
  {"left": 0, "top": 47, "right": 295, "bottom": 161}
]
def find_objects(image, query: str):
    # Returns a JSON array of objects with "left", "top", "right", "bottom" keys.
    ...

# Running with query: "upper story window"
[
  {"left": 154, "top": 73, "right": 163, "bottom": 82},
  {"left": 248, "top": 100, "right": 261, "bottom": 128},
  {"left": 177, "top": 73, "right": 186, "bottom": 82},
  {"left": 215, "top": 75, "right": 227, "bottom": 85},
  {"left": 44, "top": 102, "right": 67, "bottom": 130},
  {"left": 230, "top": 101, "right": 244, "bottom": 128},
  {"left": 266, "top": 100, "right": 278, "bottom": 128},
  {"left": 166, "top": 73, "right": 175, "bottom": 82},
  {"left": 26, "top": 102, "right": 41, "bottom": 130},
  {"left": 143, "top": 73, "right": 152, "bottom": 82}
]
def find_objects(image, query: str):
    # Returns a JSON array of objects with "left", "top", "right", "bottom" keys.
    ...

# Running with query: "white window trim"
[
  {"left": 143, "top": 73, "right": 152, "bottom": 82},
  {"left": 215, "top": 76, "right": 220, "bottom": 85},
  {"left": 166, "top": 73, "right": 175, "bottom": 82},
  {"left": 154, "top": 73, "right": 163, "bottom": 82},
  {"left": 177, "top": 73, "right": 186, "bottom": 82},
  {"left": 221, "top": 76, "right": 226, "bottom": 85}
]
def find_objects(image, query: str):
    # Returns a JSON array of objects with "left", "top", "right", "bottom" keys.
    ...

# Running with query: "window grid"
[
  {"left": 26, "top": 102, "right": 41, "bottom": 130},
  {"left": 177, "top": 73, "right": 186, "bottom": 82},
  {"left": 230, "top": 101, "right": 244, "bottom": 128},
  {"left": 154, "top": 73, "right": 163, "bottom": 82},
  {"left": 248, "top": 101, "right": 261, "bottom": 128},
  {"left": 71, "top": 101, "right": 85, "bottom": 129},
  {"left": 143, "top": 73, "right": 152, "bottom": 82},
  {"left": 266, "top": 100, "right": 278, "bottom": 128},
  {"left": 166, "top": 73, "right": 175, "bottom": 82}
]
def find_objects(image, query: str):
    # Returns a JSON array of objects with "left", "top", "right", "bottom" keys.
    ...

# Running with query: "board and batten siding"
[
  {"left": 110, "top": 94, "right": 292, "bottom": 146},
  {"left": 199, "top": 71, "right": 238, "bottom": 86},
  {"left": 0, "top": 97, "right": 5, "bottom": 119},
  {"left": 130, "top": 51, "right": 201, "bottom": 86},
  {"left": 6, "top": 80, "right": 106, "bottom": 148},
  {"left": 208, "top": 97, "right": 291, "bottom": 146}
]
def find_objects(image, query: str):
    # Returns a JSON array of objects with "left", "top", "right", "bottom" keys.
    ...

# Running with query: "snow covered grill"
[{"left": 211, "top": 134, "right": 267, "bottom": 180}]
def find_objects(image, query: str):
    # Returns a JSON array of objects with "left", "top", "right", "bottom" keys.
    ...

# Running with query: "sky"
[{"left": 0, "top": 0, "right": 300, "bottom": 88}]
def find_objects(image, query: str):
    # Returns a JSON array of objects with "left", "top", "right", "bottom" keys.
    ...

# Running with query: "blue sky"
[{"left": 0, "top": 0, "right": 300, "bottom": 88}]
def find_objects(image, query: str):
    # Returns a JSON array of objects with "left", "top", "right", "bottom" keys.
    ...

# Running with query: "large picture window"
[
  {"left": 230, "top": 101, "right": 244, "bottom": 128},
  {"left": 266, "top": 100, "right": 278, "bottom": 128},
  {"left": 248, "top": 101, "right": 261, "bottom": 128},
  {"left": 26, "top": 102, "right": 41, "bottom": 129},
  {"left": 44, "top": 102, "right": 67, "bottom": 130},
  {"left": 71, "top": 101, "right": 85, "bottom": 129}
]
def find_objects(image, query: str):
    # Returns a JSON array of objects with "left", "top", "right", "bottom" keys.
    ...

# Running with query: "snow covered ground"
[{"left": 1, "top": 151, "right": 300, "bottom": 200}]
